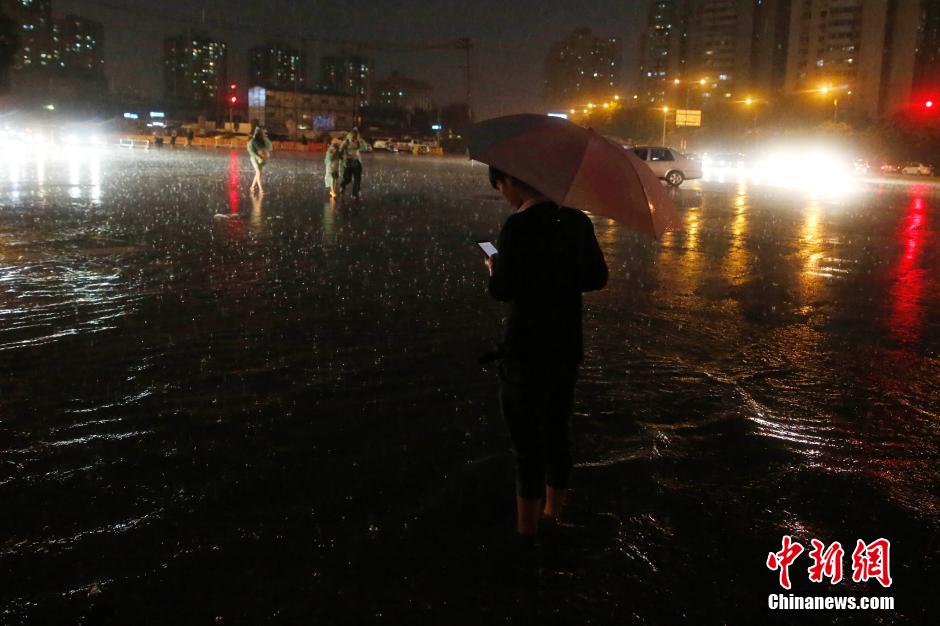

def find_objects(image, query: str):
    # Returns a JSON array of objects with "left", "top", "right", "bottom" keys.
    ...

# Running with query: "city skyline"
[{"left": 44, "top": 0, "right": 645, "bottom": 118}]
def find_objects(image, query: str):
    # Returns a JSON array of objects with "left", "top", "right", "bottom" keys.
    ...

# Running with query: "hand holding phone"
[{"left": 477, "top": 241, "right": 498, "bottom": 258}]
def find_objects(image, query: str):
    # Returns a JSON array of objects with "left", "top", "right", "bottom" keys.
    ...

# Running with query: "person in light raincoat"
[
  {"left": 324, "top": 139, "right": 342, "bottom": 198},
  {"left": 248, "top": 126, "right": 273, "bottom": 194}
]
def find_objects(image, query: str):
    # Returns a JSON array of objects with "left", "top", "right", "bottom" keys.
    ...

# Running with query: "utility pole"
[{"left": 661, "top": 106, "right": 669, "bottom": 145}]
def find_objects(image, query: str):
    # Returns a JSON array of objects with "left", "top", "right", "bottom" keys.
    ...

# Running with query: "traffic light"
[
  {"left": 926, "top": 100, "right": 934, "bottom": 109},
  {"left": 230, "top": 96, "right": 237, "bottom": 104}
]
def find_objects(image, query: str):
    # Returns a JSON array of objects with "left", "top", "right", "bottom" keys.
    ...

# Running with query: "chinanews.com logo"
[{"left": 765, "top": 536, "right": 895, "bottom": 611}]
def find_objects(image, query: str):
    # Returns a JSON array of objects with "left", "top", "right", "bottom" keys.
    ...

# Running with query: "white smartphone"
[{"left": 477, "top": 241, "right": 498, "bottom": 258}]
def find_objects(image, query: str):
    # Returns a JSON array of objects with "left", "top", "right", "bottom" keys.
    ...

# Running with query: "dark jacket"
[{"left": 489, "top": 200, "right": 608, "bottom": 364}]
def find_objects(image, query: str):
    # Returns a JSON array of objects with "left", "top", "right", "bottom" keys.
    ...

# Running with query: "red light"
[
  {"left": 927, "top": 100, "right": 934, "bottom": 108},
  {"left": 230, "top": 83, "right": 237, "bottom": 90},
  {"left": 230, "top": 96, "right": 237, "bottom": 104}
]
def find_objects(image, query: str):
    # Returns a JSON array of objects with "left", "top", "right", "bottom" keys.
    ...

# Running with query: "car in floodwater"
[
  {"left": 631, "top": 146, "right": 703, "bottom": 186},
  {"left": 900, "top": 162, "right": 934, "bottom": 176}
]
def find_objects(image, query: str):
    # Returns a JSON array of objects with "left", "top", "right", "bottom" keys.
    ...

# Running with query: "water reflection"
[
  {"left": 68, "top": 148, "right": 81, "bottom": 200},
  {"left": 228, "top": 151, "right": 240, "bottom": 215},
  {"left": 322, "top": 198, "right": 336, "bottom": 246},
  {"left": 89, "top": 152, "right": 101, "bottom": 205},
  {"left": 798, "top": 198, "right": 825, "bottom": 300},
  {"left": 889, "top": 190, "right": 930, "bottom": 343},
  {"left": 722, "top": 180, "right": 749, "bottom": 286},
  {"left": 249, "top": 190, "right": 265, "bottom": 235}
]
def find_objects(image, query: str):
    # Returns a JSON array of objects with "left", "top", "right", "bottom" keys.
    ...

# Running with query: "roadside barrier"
[
  {"left": 115, "top": 136, "right": 447, "bottom": 155},
  {"left": 118, "top": 138, "right": 150, "bottom": 149}
]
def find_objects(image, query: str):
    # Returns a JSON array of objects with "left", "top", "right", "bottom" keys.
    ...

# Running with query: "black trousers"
[
  {"left": 340, "top": 160, "right": 363, "bottom": 196},
  {"left": 499, "top": 358, "right": 578, "bottom": 500}
]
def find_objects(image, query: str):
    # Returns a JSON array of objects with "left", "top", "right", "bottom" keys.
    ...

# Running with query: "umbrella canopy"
[{"left": 469, "top": 114, "right": 681, "bottom": 238}]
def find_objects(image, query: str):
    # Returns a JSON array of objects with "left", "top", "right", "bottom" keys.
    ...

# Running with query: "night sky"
[{"left": 57, "top": 0, "right": 646, "bottom": 118}]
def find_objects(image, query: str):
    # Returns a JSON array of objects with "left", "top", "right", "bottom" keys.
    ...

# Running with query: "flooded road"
[{"left": 1, "top": 146, "right": 937, "bottom": 624}]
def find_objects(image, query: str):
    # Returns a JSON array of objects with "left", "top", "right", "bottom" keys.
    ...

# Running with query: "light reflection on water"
[
  {"left": 722, "top": 178, "right": 749, "bottom": 287},
  {"left": 889, "top": 189, "right": 930, "bottom": 344}
]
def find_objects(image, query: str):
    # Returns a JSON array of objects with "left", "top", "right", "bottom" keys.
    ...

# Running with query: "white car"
[
  {"left": 632, "top": 146, "right": 703, "bottom": 186},
  {"left": 901, "top": 162, "right": 933, "bottom": 176},
  {"left": 372, "top": 138, "right": 398, "bottom": 152}
]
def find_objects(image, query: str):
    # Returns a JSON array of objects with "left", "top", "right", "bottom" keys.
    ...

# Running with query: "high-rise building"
[
  {"left": 684, "top": 0, "right": 757, "bottom": 100},
  {"left": 250, "top": 43, "right": 304, "bottom": 90},
  {"left": 4, "top": 0, "right": 53, "bottom": 70},
  {"left": 2, "top": 1, "right": 106, "bottom": 101},
  {"left": 636, "top": 0, "right": 927, "bottom": 120},
  {"left": 914, "top": 0, "right": 940, "bottom": 93},
  {"left": 783, "top": 0, "right": 922, "bottom": 118},
  {"left": 543, "top": 28, "right": 621, "bottom": 109},
  {"left": 638, "top": 0, "right": 688, "bottom": 103},
  {"left": 374, "top": 71, "right": 433, "bottom": 111},
  {"left": 164, "top": 30, "right": 227, "bottom": 108},
  {"left": 640, "top": 0, "right": 777, "bottom": 105},
  {"left": 52, "top": 15, "right": 103, "bottom": 74},
  {"left": 320, "top": 52, "right": 374, "bottom": 113},
  {"left": 750, "top": 0, "right": 793, "bottom": 95}
]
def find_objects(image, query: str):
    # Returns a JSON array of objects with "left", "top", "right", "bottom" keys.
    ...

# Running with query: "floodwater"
[{"left": 0, "top": 146, "right": 937, "bottom": 625}]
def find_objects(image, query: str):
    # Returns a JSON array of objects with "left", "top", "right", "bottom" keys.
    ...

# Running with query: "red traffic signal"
[
  {"left": 230, "top": 83, "right": 237, "bottom": 90},
  {"left": 926, "top": 100, "right": 935, "bottom": 109},
  {"left": 230, "top": 96, "right": 237, "bottom": 104}
]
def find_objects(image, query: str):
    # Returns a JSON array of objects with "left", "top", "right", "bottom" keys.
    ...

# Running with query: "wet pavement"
[{"left": 0, "top": 146, "right": 937, "bottom": 624}]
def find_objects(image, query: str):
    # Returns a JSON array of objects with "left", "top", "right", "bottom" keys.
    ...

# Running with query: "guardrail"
[
  {"left": 115, "top": 136, "right": 447, "bottom": 155},
  {"left": 118, "top": 138, "right": 150, "bottom": 149}
]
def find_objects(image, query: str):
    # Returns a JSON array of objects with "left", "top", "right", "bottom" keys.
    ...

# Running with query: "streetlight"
[
  {"left": 742, "top": 96, "right": 759, "bottom": 130},
  {"left": 816, "top": 84, "right": 846, "bottom": 121}
]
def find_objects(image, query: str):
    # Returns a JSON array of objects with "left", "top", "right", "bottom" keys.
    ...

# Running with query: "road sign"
[{"left": 675, "top": 109, "right": 702, "bottom": 127}]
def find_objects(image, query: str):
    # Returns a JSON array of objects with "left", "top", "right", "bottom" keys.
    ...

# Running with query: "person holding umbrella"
[
  {"left": 471, "top": 114, "right": 680, "bottom": 540},
  {"left": 484, "top": 166, "right": 608, "bottom": 539}
]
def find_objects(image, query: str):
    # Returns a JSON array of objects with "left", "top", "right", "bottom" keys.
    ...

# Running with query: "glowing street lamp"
[
  {"left": 815, "top": 84, "right": 845, "bottom": 121},
  {"left": 742, "top": 96, "right": 760, "bottom": 130}
]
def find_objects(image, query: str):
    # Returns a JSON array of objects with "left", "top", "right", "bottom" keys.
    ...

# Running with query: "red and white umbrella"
[{"left": 469, "top": 114, "right": 681, "bottom": 238}]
